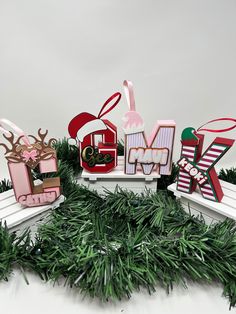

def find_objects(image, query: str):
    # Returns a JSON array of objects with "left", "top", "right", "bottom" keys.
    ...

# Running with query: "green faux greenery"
[
  {"left": 19, "top": 187, "right": 236, "bottom": 308},
  {"left": 0, "top": 139, "right": 236, "bottom": 308},
  {"left": 0, "top": 225, "right": 30, "bottom": 281},
  {"left": 0, "top": 179, "right": 12, "bottom": 193},
  {"left": 157, "top": 163, "right": 179, "bottom": 191},
  {"left": 0, "top": 224, "right": 17, "bottom": 281},
  {"left": 117, "top": 139, "right": 125, "bottom": 156},
  {"left": 219, "top": 167, "right": 236, "bottom": 185},
  {"left": 53, "top": 138, "right": 82, "bottom": 175}
]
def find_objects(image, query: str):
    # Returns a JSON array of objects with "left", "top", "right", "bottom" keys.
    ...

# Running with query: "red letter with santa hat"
[{"left": 68, "top": 92, "right": 121, "bottom": 173}]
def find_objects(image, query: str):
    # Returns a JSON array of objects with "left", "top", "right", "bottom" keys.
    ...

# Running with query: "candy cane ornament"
[
  {"left": 177, "top": 119, "right": 236, "bottom": 202},
  {"left": 123, "top": 80, "right": 176, "bottom": 175},
  {"left": 0, "top": 119, "right": 61, "bottom": 207}
]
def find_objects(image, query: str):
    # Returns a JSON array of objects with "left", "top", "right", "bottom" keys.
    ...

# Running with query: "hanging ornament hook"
[
  {"left": 197, "top": 117, "right": 236, "bottom": 134},
  {"left": 97, "top": 92, "right": 121, "bottom": 119},
  {"left": 123, "top": 80, "right": 136, "bottom": 111},
  {"left": 0, "top": 118, "right": 31, "bottom": 146}
]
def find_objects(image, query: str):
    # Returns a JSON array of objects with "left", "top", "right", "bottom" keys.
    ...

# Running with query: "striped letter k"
[{"left": 177, "top": 136, "right": 234, "bottom": 202}]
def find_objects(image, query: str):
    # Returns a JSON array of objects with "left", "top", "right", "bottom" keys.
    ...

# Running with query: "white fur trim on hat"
[
  {"left": 77, "top": 119, "right": 107, "bottom": 142},
  {"left": 123, "top": 124, "right": 145, "bottom": 135}
]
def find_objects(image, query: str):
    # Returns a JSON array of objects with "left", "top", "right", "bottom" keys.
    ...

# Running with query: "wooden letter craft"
[
  {"left": 177, "top": 125, "right": 235, "bottom": 202},
  {"left": 0, "top": 119, "right": 61, "bottom": 207},
  {"left": 68, "top": 92, "right": 121, "bottom": 173},
  {"left": 123, "top": 80, "right": 176, "bottom": 176}
]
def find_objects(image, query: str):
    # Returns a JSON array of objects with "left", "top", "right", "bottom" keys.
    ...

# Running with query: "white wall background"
[
  {"left": 0, "top": 0, "right": 236, "bottom": 177},
  {"left": 0, "top": 1, "right": 236, "bottom": 313}
]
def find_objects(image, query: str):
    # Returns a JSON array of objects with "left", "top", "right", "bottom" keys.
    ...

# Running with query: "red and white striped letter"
[{"left": 177, "top": 127, "right": 234, "bottom": 202}]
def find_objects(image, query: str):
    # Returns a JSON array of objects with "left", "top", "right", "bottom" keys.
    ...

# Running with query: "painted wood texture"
[
  {"left": 78, "top": 156, "right": 159, "bottom": 194},
  {"left": 168, "top": 180, "right": 236, "bottom": 224},
  {"left": 0, "top": 180, "right": 64, "bottom": 233}
]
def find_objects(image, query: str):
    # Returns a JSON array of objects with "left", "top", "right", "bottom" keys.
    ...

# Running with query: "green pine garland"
[
  {"left": 53, "top": 138, "right": 82, "bottom": 175},
  {"left": 1, "top": 140, "right": 236, "bottom": 308},
  {"left": 219, "top": 167, "right": 236, "bottom": 185},
  {"left": 0, "top": 179, "right": 12, "bottom": 193}
]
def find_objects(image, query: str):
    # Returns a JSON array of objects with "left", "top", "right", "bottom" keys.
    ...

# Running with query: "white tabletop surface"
[{"left": 0, "top": 269, "right": 232, "bottom": 314}]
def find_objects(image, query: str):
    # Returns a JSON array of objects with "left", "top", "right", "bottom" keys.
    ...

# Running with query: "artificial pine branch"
[
  {"left": 20, "top": 183, "right": 236, "bottom": 307},
  {"left": 0, "top": 179, "right": 12, "bottom": 193},
  {"left": 0, "top": 224, "right": 16, "bottom": 281},
  {"left": 1, "top": 139, "right": 236, "bottom": 308},
  {"left": 219, "top": 167, "right": 236, "bottom": 185},
  {"left": 117, "top": 140, "right": 124, "bottom": 156},
  {"left": 53, "top": 138, "right": 81, "bottom": 175},
  {"left": 157, "top": 163, "right": 179, "bottom": 190},
  {"left": 0, "top": 224, "right": 31, "bottom": 282}
]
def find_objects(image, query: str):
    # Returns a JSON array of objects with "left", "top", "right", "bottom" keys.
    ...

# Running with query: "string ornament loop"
[
  {"left": 97, "top": 92, "right": 121, "bottom": 119},
  {"left": 197, "top": 117, "right": 236, "bottom": 134}
]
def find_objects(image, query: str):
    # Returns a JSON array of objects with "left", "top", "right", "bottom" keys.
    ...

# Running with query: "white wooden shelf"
[
  {"left": 77, "top": 156, "right": 160, "bottom": 194},
  {"left": 0, "top": 180, "right": 64, "bottom": 234},
  {"left": 168, "top": 180, "right": 236, "bottom": 224}
]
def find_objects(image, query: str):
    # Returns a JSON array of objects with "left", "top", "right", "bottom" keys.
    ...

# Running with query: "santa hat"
[
  {"left": 68, "top": 92, "right": 121, "bottom": 142},
  {"left": 68, "top": 112, "right": 107, "bottom": 142}
]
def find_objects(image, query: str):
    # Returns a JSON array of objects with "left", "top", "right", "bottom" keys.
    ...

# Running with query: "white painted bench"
[
  {"left": 168, "top": 180, "right": 236, "bottom": 224},
  {"left": 0, "top": 180, "right": 64, "bottom": 235},
  {"left": 77, "top": 156, "right": 159, "bottom": 194}
]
